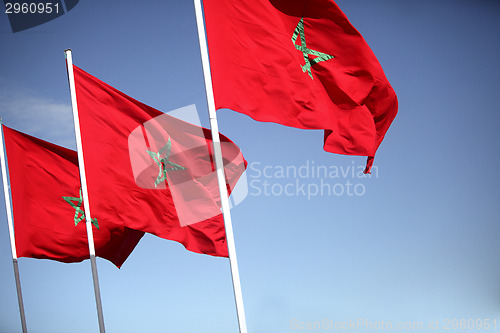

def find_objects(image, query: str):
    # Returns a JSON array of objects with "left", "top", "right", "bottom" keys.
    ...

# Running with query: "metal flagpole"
[
  {"left": 193, "top": 1, "right": 248, "bottom": 332},
  {"left": 0, "top": 120, "right": 28, "bottom": 333},
  {"left": 64, "top": 49, "right": 106, "bottom": 333}
]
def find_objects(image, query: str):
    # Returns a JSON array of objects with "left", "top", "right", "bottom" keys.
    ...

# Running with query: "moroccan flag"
[
  {"left": 203, "top": 0, "right": 398, "bottom": 173},
  {"left": 2, "top": 125, "right": 144, "bottom": 267},
  {"left": 72, "top": 65, "right": 247, "bottom": 257}
]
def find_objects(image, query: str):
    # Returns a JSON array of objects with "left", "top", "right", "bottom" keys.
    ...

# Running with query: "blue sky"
[{"left": 1, "top": 1, "right": 500, "bottom": 332}]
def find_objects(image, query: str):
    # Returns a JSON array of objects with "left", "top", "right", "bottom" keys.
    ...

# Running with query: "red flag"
[
  {"left": 203, "top": 0, "right": 398, "bottom": 173},
  {"left": 72, "top": 65, "right": 247, "bottom": 257},
  {"left": 2, "top": 125, "right": 144, "bottom": 267}
]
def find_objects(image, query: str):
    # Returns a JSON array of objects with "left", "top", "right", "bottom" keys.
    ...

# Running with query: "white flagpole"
[
  {"left": 193, "top": 1, "right": 248, "bottom": 332},
  {"left": 0, "top": 120, "right": 28, "bottom": 333},
  {"left": 64, "top": 49, "right": 106, "bottom": 333}
]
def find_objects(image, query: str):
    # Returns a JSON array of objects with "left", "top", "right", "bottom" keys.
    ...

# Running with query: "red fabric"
[
  {"left": 3, "top": 125, "right": 144, "bottom": 267},
  {"left": 203, "top": 0, "right": 398, "bottom": 173},
  {"left": 73, "top": 65, "right": 247, "bottom": 257}
]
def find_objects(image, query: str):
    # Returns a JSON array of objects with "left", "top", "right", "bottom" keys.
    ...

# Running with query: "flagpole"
[
  {"left": 64, "top": 49, "right": 106, "bottom": 333},
  {"left": 193, "top": 1, "right": 248, "bottom": 332},
  {"left": 0, "top": 121, "right": 28, "bottom": 333}
]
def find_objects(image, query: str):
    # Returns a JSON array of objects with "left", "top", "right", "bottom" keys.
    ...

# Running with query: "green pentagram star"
[
  {"left": 292, "top": 17, "right": 334, "bottom": 79},
  {"left": 62, "top": 188, "right": 99, "bottom": 229},
  {"left": 147, "top": 138, "right": 187, "bottom": 187}
]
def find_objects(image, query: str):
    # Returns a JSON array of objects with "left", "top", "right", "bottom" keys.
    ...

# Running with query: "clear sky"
[{"left": 1, "top": 1, "right": 500, "bottom": 332}]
